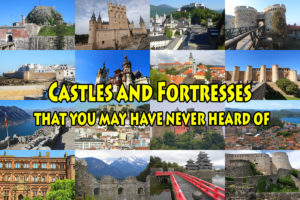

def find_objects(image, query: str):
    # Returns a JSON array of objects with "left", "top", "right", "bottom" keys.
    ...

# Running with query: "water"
[
  {"left": 281, "top": 117, "right": 300, "bottom": 124},
  {"left": 212, "top": 174, "right": 225, "bottom": 188},
  {"left": 0, "top": 120, "right": 42, "bottom": 140},
  {"left": 151, "top": 189, "right": 173, "bottom": 200}
]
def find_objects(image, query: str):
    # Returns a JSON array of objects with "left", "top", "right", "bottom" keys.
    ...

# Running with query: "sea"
[
  {"left": 0, "top": 119, "right": 42, "bottom": 140},
  {"left": 281, "top": 117, "right": 300, "bottom": 124}
]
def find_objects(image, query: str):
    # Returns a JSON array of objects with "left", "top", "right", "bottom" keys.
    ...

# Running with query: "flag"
[{"left": 5, "top": 112, "right": 7, "bottom": 126}]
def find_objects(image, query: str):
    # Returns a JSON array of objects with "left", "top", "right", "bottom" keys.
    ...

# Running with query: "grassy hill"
[{"left": 38, "top": 24, "right": 75, "bottom": 36}]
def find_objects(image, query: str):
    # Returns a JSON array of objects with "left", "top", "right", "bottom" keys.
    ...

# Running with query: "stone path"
[{"left": 52, "top": 129, "right": 75, "bottom": 150}]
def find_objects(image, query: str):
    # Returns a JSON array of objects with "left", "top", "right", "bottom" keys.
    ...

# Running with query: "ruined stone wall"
[
  {"left": 271, "top": 152, "right": 292, "bottom": 173},
  {"left": 226, "top": 154, "right": 272, "bottom": 175},
  {"left": 226, "top": 160, "right": 253, "bottom": 177}
]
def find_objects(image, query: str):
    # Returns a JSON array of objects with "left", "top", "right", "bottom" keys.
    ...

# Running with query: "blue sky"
[
  {"left": 76, "top": 50, "right": 150, "bottom": 84},
  {"left": 226, "top": 100, "right": 300, "bottom": 110},
  {"left": 0, "top": 100, "right": 74, "bottom": 110},
  {"left": 0, "top": 150, "right": 74, "bottom": 157},
  {"left": 0, "top": 51, "right": 75, "bottom": 74},
  {"left": 0, "top": 0, "right": 75, "bottom": 25},
  {"left": 151, "top": 0, "right": 224, "bottom": 10},
  {"left": 226, "top": 51, "right": 300, "bottom": 72},
  {"left": 75, "top": 101, "right": 149, "bottom": 112},
  {"left": 226, "top": 0, "right": 300, "bottom": 25}
]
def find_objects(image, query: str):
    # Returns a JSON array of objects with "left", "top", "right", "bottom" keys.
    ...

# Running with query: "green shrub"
[
  {"left": 257, "top": 176, "right": 267, "bottom": 192},
  {"left": 276, "top": 78, "right": 292, "bottom": 91},
  {"left": 243, "top": 177, "right": 247, "bottom": 183},
  {"left": 225, "top": 177, "right": 234, "bottom": 181},
  {"left": 286, "top": 83, "right": 299, "bottom": 95},
  {"left": 290, "top": 169, "right": 299, "bottom": 178},
  {"left": 278, "top": 176, "right": 296, "bottom": 187}
]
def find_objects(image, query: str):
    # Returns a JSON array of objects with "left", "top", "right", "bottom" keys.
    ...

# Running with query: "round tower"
[
  {"left": 245, "top": 65, "right": 253, "bottom": 82},
  {"left": 234, "top": 6, "right": 258, "bottom": 28},
  {"left": 264, "top": 4, "right": 286, "bottom": 31},
  {"left": 271, "top": 152, "right": 292, "bottom": 173},
  {"left": 259, "top": 65, "right": 267, "bottom": 82},
  {"left": 231, "top": 66, "right": 240, "bottom": 82},
  {"left": 289, "top": 70, "right": 298, "bottom": 83},
  {"left": 272, "top": 64, "right": 279, "bottom": 82},
  {"left": 88, "top": 12, "right": 97, "bottom": 47}
]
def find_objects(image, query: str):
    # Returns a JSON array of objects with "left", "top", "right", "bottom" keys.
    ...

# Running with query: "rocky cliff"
[{"left": 26, "top": 6, "right": 63, "bottom": 25}]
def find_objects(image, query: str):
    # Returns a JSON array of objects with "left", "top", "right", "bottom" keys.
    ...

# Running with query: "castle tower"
[
  {"left": 96, "top": 62, "right": 109, "bottom": 84},
  {"left": 122, "top": 55, "right": 132, "bottom": 86},
  {"left": 88, "top": 12, "right": 97, "bottom": 46},
  {"left": 189, "top": 52, "right": 193, "bottom": 63},
  {"left": 234, "top": 6, "right": 258, "bottom": 28},
  {"left": 140, "top": 16, "right": 146, "bottom": 33},
  {"left": 66, "top": 155, "right": 76, "bottom": 179},
  {"left": 272, "top": 64, "right": 279, "bottom": 82},
  {"left": 231, "top": 66, "right": 240, "bottom": 82},
  {"left": 97, "top": 12, "right": 102, "bottom": 24},
  {"left": 21, "top": 15, "right": 25, "bottom": 24},
  {"left": 289, "top": 70, "right": 298, "bottom": 82},
  {"left": 108, "top": 3, "right": 128, "bottom": 29},
  {"left": 259, "top": 65, "right": 267, "bottom": 82},
  {"left": 245, "top": 65, "right": 253, "bottom": 82},
  {"left": 271, "top": 152, "right": 292, "bottom": 174}
]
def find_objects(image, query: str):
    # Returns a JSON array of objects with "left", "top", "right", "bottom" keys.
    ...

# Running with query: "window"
[
  {"left": 52, "top": 177, "right": 55, "bottom": 182},
  {"left": 6, "top": 163, "right": 11, "bottom": 168},
  {"left": 26, "top": 176, "right": 29, "bottom": 182},
  {"left": 60, "top": 175, "right": 64, "bottom": 180},
  {"left": 41, "top": 176, "right": 45, "bottom": 182},
  {"left": 50, "top": 164, "right": 56, "bottom": 169},
  {"left": 0, "top": 163, "right": 2, "bottom": 168},
  {"left": 24, "top": 163, "right": 29, "bottom": 168},
  {"left": 15, "top": 163, "right": 21, "bottom": 168},
  {"left": 60, "top": 164, "right": 64, "bottom": 169},
  {"left": 42, "top": 163, "right": 47, "bottom": 169},
  {"left": 4, "top": 190, "right": 9, "bottom": 200},
  {"left": 33, "top": 163, "right": 38, "bottom": 169},
  {"left": 32, "top": 191, "right": 37, "bottom": 197},
  {"left": 41, "top": 191, "right": 47, "bottom": 197},
  {"left": 15, "top": 176, "right": 18, "bottom": 181},
  {"left": 7, "top": 176, "right": 11, "bottom": 181}
]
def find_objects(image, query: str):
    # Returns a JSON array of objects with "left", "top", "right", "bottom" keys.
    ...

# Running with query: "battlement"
[
  {"left": 226, "top": 154, "right": 270, "bottom": 159},
  {"left": 264, "top": 4, "right": 286, "bottom": 13},
  {"left": 235, "top": 6, "right": 257, "bottom": 13},
  {"left": 108, "top": 3, "right": 126, "bottom": 11}
]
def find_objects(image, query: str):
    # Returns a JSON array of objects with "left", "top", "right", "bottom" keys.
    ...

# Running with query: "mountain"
[
  {"left": 214, "top": 9, "right": 224, "bottom": 13},
  {"left": 0, "top": 106, "right": 32, "bottom": 125},
  {"left": 150, "top": 4, "right": 177, "bottom": 17},
  {"left": 25, "top": 107, "right": 74, "bottom": 115},
  {"left": 83, "top": 157, "right": 148, "bottom": 180}
]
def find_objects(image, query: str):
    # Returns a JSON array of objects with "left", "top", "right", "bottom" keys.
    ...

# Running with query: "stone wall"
[
  {"left": 29, "top": 36, "right": 75, "bottom": 50},
  {"left": 0, "top": 85, "right": 45, "bottom": 100},
  {"left": 93, "top": 29, "right": 130, "bottom": 49},
  {"left": 251, "top": 82, "right": 266, "bottom": 100},
  {"left": 226, "top": 160, "right": 253, "bottom": 177},
  {"left": 23, "top": 71, "right": 56, "bottom": 81}
]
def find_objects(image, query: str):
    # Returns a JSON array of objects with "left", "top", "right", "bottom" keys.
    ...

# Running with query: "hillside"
[
  {"left": 0, "top": 106, "right": 32, "bottom": 125},
  {"left": 150, "top": 4, "right": 177, "bottom": 17},
  {"left": 26, "top": 6, "right": 64, "bottom": 25}
]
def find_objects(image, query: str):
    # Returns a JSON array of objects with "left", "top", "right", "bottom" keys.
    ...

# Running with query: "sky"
[
  {"left": 226, "top": 100, "right": 300, "bottom": 110},
  {"left": 151, "top": 50, "right": 225, "bottom": 66},
  {"left": 76, "top": 50, "right": 150, "bottom": 84},
  {"left": 0, "top": 100, "right": 74, "bottom": 110},
  {"left": 75, "top": 101, "right": 148, "bottom": 112},
  {"left": 0, "top": 51, "right": 75, "bottom": 74},
  {"left": 151, "top": 0, "right": 225, "bottom": 10},
  {"left": 76, "top": 150, "right": 150, "bottom": 164},
  {"left": 226, "top": 0, "right": 300, "bottom": 25},
  {"left": 75, "top": 0, "right": 150, "bottom": 34},
  {"left": 151, "top": 150, "right": 225, "bottom": 167},
  {"left": 226, "top": 51, "right": 300, "bottom": 72},
  {"left": 0, "top": 150, "right": 74, "bottom": 157},
  {"left": 226, "top": 150, "right": 300, "bottom": 169},
  {"left": 0, "top": 0, "right": 75, "bottom": 25}
]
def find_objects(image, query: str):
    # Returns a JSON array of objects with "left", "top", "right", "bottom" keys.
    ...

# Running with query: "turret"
[
  {"left": 88, "top": 12, "right": 97, "bottom": 46},
  {"left": 97, "top": 12, "right": 102, "bottom": 24}
]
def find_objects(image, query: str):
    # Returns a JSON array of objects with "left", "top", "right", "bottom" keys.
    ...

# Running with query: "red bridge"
[{"left": 156, "top": 171, "right": 225, "bottom": 200}]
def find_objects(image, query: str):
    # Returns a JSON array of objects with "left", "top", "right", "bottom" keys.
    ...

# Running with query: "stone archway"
[
  {"left": 18, "top": 194, "right": 24, "bottom": 200},
  {"left": 7, "top": 34, "right": 13, "bottom": 42}
]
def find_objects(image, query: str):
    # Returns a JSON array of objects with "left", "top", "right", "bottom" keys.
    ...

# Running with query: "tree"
[
  {"left": 165, "top": 28, "right": 173, "bottom": 39},
  {"left": 150, "top": 69, "right": 170, "bottom": 100},
  {"left": 55, "top": 23, "right": 65, "bottom": 50},
  {"left": 271, "top": 8, "right": 287, "bottom": 49},
  {"left": 163, "top": 131, "right": 175, "bottom": 146},
  {"left": 47, "top": 179, "right": 75, "bottom": 200},
  {"left": 205, "top": 66, "right": 212, "bottom": 81}
]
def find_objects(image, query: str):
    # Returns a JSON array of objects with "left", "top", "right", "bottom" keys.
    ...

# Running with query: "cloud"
[
  {"left": 151, "top": 150, "right": 225, "bottom": 167},
  {"left": 151, "top": 50, "right": 225, "bottom": 66},
  {"left": 76, "top": 0, "right": 150, "bottom": 34}
]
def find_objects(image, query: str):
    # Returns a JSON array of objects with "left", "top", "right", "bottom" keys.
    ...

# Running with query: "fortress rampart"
[{"left": 226, "top": 153, "right": 292, "bottom": 175}]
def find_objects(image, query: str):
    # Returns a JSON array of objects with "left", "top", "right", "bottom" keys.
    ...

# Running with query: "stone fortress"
[
  {"left": 226, "top": 4, "right": 286, "bottom": 31},
  {"left": 226, "top": 65, "right": 298, "bottom": 83},
  {"left": 226, "top": 152, "right": 292, "bottom": 176},
  {"left": 75, "top": 158, "right": 150, "bottom": 200},
  {"left": 0, "top": 6, "right": 74, "bottom": 50},
  {"left": 85, "top": 2, "right": 147, "bottom": 50}
]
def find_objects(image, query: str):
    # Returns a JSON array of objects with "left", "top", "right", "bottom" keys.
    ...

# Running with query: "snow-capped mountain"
[{"left": 83, "top": 156, "right": 149, "bottom": 180}]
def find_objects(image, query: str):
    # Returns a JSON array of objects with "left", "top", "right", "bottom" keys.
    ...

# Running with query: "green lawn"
[{"left": 38, "top": 24, "right": 75, "bottom": 36}]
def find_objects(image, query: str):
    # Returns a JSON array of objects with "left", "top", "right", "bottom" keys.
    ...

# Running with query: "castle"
[
  {"left": 88, "top": 3, "right": 147, "bottom": 50},
  {"left": 226, "top": 65, "right": 298, "bottom": 83},
  {"left": 227, "top": 4, "right": 286, "bottom": 31},
  {"left": 226, "top": 152, "right": 292, "bottom": 175},
  {"left": 95, "top": 55, "right": 149, "bottom": 92},
  {"left": 186, "top": 151, "right": 213, "bottom": 171}
]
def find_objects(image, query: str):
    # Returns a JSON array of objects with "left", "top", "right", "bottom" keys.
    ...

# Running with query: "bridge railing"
[
  {"left": 156, "top": 172, "right": 187, "bottom": 200},
  {"left": 174, "top": 172, "right": 225, "bottom": 200},
  {"left": 225, "top": 26, "right": 257, "bottom": 40}
]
